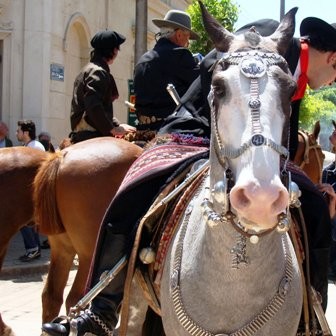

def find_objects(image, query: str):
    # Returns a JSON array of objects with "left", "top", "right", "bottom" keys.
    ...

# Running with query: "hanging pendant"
[{"left": 231, "top": 234, "right": 249, "bottom": 269}]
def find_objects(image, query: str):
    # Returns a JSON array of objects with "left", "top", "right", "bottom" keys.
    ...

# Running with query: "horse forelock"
[{"left": 229, "top": 34, "right": 278, "bottom": 54}]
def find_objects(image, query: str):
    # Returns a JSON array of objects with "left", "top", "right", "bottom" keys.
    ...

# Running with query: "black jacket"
[{"left": 134, "top": 38, "right": 199, "bottom": 128}]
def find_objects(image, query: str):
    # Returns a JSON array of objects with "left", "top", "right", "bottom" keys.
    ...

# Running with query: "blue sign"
[{"left": 50, "top": 63, "right": 64, "bottom": 81}]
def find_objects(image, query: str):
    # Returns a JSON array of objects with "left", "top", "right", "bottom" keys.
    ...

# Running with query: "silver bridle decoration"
[
  {"left": 210, "top": 51, "right": 289, "bottom": 165},
  {"left": 204, "top": 51, "right": 295, "bottom": 240}
]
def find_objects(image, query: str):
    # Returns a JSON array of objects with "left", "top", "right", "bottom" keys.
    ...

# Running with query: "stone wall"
[{"left": 0, "top": 0, "right": 191, "bottom": 146}]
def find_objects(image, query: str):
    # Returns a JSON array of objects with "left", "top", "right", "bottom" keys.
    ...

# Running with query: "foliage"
[
  {"left": 300, "top": 84, "right": 336, "bottom": 150},
  {"left": 300, "top": 84, "right": 336, "bottom": 131},
  {"left": 186, "top": 0, "right": 239, "bottom": 55}
]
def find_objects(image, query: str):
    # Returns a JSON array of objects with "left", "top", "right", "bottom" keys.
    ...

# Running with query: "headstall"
[{"left": 204, "top": 51, "right": 301, "bottom": 243}]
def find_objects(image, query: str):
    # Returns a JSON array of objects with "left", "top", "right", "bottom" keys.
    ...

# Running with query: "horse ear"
[
  {"left": 267, "top": 7, "right": 297, "bottom": 56},
  {"left": 313, "top": 120, "right": 320, "bottom": 139},
  {"left": 198, "top": 0, "right": 234, "bottom": 52}
]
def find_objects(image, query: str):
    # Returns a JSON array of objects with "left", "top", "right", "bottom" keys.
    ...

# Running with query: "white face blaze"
[{"left": 211, "top": 56, "right": 290, "bottom": 231}]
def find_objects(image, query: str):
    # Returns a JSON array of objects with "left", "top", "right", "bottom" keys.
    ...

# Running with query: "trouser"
[
  {"left": 292, "top": 177, "right": 331, "bottom": 312},
  {"left": 86, "top": 172, "right": 171, "bottom": 324},
  {"left": 20, "top": 225, "right": 40, "bottom": 252},
  {"left": 329, "top": 239, "right": 336, "bottom": 280}
]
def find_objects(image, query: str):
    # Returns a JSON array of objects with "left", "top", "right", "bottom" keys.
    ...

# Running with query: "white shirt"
[{"left": 25, "top": 139, "right": 46, "bottom": 151}]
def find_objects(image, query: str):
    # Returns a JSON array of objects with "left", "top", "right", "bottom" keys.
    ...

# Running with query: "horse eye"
[
  {"left": 212, "top": 76, "right": 226, "bottom": 97},
  {"left": 213, "top": 85, "right": 225, "bottom": 97}
]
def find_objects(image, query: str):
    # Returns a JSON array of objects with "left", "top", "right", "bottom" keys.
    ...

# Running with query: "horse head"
[{"left": 200, "top": 2, "right": 297, "bottom": 235}]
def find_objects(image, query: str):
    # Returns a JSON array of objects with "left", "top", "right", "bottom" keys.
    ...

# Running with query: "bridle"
[
  {"left": 297, "top": 129, "right": 324, "bottom": 183},
  {"left": 203, "top": 50, "right": 301, "bottom": 243}
]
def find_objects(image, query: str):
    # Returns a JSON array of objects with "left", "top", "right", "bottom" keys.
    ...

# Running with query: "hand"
[
  {"left": 111, "top": 124, "right": 136, "bottom": 137},
  {"left": 316, "top": 183, "right": 336, "bottom": 219}
]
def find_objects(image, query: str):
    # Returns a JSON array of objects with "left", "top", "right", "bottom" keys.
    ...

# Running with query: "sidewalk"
[{"left": 1, "top": 232, "right": 50, "bottom": 279}]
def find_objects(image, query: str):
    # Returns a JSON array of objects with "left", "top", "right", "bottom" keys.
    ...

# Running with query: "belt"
[{"left": 138, "top": 115, "right": 164, "bottom": 125}]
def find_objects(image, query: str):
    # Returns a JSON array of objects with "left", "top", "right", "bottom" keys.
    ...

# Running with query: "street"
[{"left": 0, "top": 269, "right": 335, "bottom": 336}]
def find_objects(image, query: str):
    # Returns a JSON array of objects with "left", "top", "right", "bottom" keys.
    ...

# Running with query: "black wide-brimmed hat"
[
  {"left": 152, "top": 10, "right": 199, "bottom": 40},
  {"left": 300, "top": 17, "right": 336, "bottom": 50},
  {"left": 91, "top": 30, "right": 126, "bottom": 50},
  {"left": 235, "top": 19, "right": 280, "bottom": 37}
]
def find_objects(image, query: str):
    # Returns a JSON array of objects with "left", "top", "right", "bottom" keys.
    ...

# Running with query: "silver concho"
[
  {"left": 240, "top": 56, "right": 266, "bottom": 78},
  {"left": 249, "top": 98, "right": 261, "bottom": 109},
  {"left": 251, "top": 134, "right": 265, "bottom": 146}
]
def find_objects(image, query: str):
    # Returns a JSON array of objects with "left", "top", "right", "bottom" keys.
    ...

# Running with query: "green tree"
[
  {"left": 187, "top": 0, "right": 239, "bottom": 55},
  {"left": 299, "top": 86, "right": 336, "bottom": 130}
]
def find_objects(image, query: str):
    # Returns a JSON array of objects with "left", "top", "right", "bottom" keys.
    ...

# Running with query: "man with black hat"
[
  {"left": 69, "top": 30, "right": 135, "bottom": 143},
  {"left": 133, "top": 9, "right": 200, "bottom": 132}
]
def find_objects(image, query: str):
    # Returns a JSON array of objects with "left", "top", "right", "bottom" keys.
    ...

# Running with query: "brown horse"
[
  {"left": 0, "top": 138, "right": 142, "bottom": 325},
  {"left": 0, "top": 147, "right": 47, "bottom": 268},
  {"left": 294, "top": 120, "right": 325, "bottom": 184}
]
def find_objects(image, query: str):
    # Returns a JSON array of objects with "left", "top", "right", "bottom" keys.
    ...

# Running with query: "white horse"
[{"left": 160, "top": 3, "right": 302, "bottom": 336}]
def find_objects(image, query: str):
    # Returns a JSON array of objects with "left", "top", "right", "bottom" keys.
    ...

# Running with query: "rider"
[
  {"left": 134, "top": 9, "right": 200, "bottom": 132},
  {"left": 318, "top": 128, "right": 336, "bottom": 282},
  {"left": 69, "top": 30, "right": 135, "bottom": 144},
  {"left": 42, "top": 13, "right": 335, "bottom": 336}
]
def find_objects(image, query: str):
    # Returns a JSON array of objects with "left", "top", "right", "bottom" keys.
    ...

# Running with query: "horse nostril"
[{"left": 230, "top": 187, "right": 251, "bottom": 210}]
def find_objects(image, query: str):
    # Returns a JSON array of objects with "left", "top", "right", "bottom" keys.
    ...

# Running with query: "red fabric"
[{"left": 292, "top": 41, "right": 309, "bottom": 101}]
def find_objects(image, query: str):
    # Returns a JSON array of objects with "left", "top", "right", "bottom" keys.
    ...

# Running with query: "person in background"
[
  {"left": 133, "top": 9, "right": 200, "bottom": 132},
  {"left": 38, "top": 131, "right": 55, "bottom": 152},
  {"left": 318, "top": 128, "right": 336, "bottom": 283},
  {"left": 69, "top": 29, "right": 135, "bottom": 144},
  {"left": 16, "top": 119, "right": 45, "bottom": 261},
  {"left": 0, "top": 121, "right": 13, "bottom": 147}
]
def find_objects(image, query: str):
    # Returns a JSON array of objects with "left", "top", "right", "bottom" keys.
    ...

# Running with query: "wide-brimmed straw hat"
[
  {"left": 300, "top": 17, "right": 336, "bottom": 50},
  {"left": 152, "top": 10, "right": 199, "bottom": 40}
]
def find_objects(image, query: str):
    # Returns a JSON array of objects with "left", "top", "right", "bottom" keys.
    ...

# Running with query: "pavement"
[
  {"left": 1, "top": 232, "right": 51, "bottom": 279},
  {"left": 0, "top": 234, "right": 335, "bottom": 335}
]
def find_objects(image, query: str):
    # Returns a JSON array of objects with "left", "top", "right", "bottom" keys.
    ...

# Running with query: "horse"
[
  {"left": 294, "top": 121, "right": 325, "bottom": 184},
  {"left": 0, "top": 138, "right": 143, "bottom": 325},
  {"left": 0, "top": 147, "right": 47, "bottom": 268},
  {"left": 155, "top": 4, "right": 303, "bottom": 335}
]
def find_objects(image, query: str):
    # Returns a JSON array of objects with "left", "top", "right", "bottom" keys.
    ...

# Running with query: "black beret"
[
  {"left": 90, "top": 30, "right": 126, "bottom": 50},
  {"left": 300, "top": 17, "right": 336, "bottom": 50},
  {"left": 235, "top": 19, "right": 280, "bottom": 37}
]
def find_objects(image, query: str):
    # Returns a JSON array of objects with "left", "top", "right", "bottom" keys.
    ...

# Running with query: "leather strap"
[{"left": 292, "top": 41, "right": 309, "bottom": 102}]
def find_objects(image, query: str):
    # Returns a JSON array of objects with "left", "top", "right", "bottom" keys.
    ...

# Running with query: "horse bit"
[{"left": 202, "top": 50, "right": 302, "bottom": 244}]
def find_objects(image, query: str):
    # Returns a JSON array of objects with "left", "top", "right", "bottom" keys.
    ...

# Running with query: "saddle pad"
[{"left": 118, "top": 143, "right": 209, "bottom": 193}]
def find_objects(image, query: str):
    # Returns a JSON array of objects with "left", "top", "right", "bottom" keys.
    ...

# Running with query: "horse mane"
[{"left": 33, "top": 151, "right": 65, "bottom": 235}]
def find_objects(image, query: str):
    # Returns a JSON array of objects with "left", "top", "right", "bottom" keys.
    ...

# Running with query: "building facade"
[{"left": 0, "top": 0, "right": 191, "bottom": 145}]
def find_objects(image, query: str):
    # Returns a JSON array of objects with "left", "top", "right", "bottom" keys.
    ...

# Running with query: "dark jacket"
[
  {"left": 70, "top": 57, "right": 120, "bottom": 136},
  {"left": 134, "top": 38, "right": 199, "bottom": 129}
]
